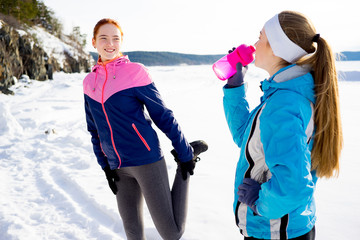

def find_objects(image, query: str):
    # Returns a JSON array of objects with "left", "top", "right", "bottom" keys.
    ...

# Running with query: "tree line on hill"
[
  {"left": 0, "top": 0, "right": 86, "bottom": 48},
  {"left": 0, "top": 0, "right": 61, "bottom": 36},
  {"left": 90, "top": 51, "right": 223, "bottom": 66},
  {"left": 89, "top": 50, "right": 360, "bottom": 67}
]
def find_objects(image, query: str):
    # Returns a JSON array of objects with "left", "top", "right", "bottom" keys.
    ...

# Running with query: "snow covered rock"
[
  {"left": 0, "top": 102, "right": 23, "bottom": 136},
  {"left": 0, "top": 20, "right": 92, "bottom": 95}
]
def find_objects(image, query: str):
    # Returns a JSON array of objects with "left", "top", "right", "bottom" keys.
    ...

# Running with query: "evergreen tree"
[
  {"left": 0, "top": 0, "right": 16, "bottom": 15},
  {"left": 70, "top": 26, "right": 87, "bottom": 52},
  {"left": 0, "top": 0, "right": 85, "bottom": 51}
]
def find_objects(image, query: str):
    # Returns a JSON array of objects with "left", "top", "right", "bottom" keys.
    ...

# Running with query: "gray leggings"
[{"left": 114, "top": 158, "right": 189, "bottom": 240}]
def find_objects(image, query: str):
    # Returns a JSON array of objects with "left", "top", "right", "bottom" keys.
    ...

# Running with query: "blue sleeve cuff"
[{"left": 223, "top": 83, "right": 247, "bottom": 98}]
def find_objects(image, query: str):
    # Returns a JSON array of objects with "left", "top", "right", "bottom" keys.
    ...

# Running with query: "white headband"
[{"left": 264, "top": 14, "right": 308, "bottom": 63}]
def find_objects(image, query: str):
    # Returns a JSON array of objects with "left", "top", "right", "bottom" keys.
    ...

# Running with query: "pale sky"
[{"left": 43, "top": 0, "right": 359, "bottom": 54}]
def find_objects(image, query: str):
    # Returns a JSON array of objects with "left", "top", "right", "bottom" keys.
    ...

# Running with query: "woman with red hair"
[{"left": 83, "top": 18, "right": 208, "bottom": 240}]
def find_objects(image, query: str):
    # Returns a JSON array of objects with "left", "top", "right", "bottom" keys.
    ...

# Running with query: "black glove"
[
  {"left": 228, "top": 47, "right": 236, "bottom": 54},
  {"left": 227, "top": 62, "right": 248, "bottom": 88},
  {"left": 179, "top": 160, "right": 196, "bottom": 180},
  {"left": 171, "top": 140, "right": 209, "bottom": 180},
  {"left": 103, "top": 166, "right": 119, "bottom": 195}
]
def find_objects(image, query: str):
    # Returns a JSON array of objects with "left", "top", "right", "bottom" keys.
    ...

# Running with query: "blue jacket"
[
  {"left": 83, "top": 56, "right": 193, "bottom": 169},
  {"left": 223, "top": 65, "right": 318, "bottom": 239}
]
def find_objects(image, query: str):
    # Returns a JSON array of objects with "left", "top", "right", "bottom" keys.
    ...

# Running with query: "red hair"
[{"left": 93, "top": 18, "right": 123, "bottom": 41}]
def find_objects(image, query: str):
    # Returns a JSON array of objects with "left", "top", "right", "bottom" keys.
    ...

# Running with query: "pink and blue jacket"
[{"left": 83, "top": 56, "right": 193, "bottom": 169}]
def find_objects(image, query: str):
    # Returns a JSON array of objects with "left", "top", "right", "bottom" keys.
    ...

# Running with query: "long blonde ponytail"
[{"left": 279, "top": 11, "right": 343, "bottom": 178}]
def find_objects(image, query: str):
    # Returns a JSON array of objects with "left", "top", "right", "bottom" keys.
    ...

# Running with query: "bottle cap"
[{"left": 227, "top": 44, "right": 256, "bottom": 68}]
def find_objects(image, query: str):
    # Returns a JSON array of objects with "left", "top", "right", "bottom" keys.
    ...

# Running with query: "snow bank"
[
  {"left": 338, "top": 71, "right": 360, "bottom": 81},
  {"left": 0, "top": 102, "right": 23, "bottom": 137},
  {"left": 336, "top": 61, "right": 360, "bottom": 81}
]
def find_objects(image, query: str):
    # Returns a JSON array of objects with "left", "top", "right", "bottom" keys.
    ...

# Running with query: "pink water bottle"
[{"left": 212, "top": 44, "right": 256, "bottom": 80}]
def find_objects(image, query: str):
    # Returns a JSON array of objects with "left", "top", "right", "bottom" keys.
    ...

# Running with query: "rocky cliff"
[{"left": 0, "top": 20, "right": 92, "bottom": 95}]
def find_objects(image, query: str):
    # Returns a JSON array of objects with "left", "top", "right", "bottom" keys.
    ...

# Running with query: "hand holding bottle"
[
  {"left": 213, "top": 44, "right": 255, "bottom": 80},
  {"left": 227, "top": 62, "right": 248, "bottom": 88}
]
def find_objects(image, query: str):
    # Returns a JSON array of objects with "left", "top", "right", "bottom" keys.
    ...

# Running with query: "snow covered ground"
[{"left": 1, "top": 62, "right": 360, "bottom": 240}]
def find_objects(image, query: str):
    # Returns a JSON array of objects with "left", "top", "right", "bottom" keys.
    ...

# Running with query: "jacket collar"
[
  {"left": 272, "top": 64, "right": 311, "bottom": 83},
  {"left": 92, "top": 55, "right": 130, "bottom": 72},
  {"left": 90, "top": 55, "right": 130, "bottom": 92},
  {"left": 260, "top": 64, "right": 315, "bottom": 104}
]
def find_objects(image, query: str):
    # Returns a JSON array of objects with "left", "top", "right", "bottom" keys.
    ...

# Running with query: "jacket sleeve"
[
  {"left": 134, "top": 83, "right": 194, "bottom": 162},
  {"left": 84, "top": 95, "right": 108, "bottom": 169},
  {"left": 256, "top": 91, "right": 315, "bottom": 219},
  {"left": 223, "top": 84, "right": 251, "bottom": 148}
]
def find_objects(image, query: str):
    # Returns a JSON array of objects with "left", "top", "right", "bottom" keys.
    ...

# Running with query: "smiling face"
[{"left": 92, "top": 23, "right": 122, "bottom": 62}]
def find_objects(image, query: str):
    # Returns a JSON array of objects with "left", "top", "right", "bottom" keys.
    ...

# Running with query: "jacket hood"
[
  {"left": 260, "top": 64, "right": 316, "bottom": 104},
  {"left": 91, "top": 55, "right": 130, "bottom": 72}
]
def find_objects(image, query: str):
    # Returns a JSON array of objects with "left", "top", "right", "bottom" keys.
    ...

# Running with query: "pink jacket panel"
[{"left": 83, "top": 56, "right": 153, "bottom": 103}]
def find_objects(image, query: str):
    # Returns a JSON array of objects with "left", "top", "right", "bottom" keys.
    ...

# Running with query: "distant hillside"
[
  {"left": 90, "top": 51, "right": 360, "bottom": 66},
  {"left": 338, "top": 51, "right": 360, "bottom": 61},
  {"left": 90, "top": 51, "right": 223, "bottom": 66}
]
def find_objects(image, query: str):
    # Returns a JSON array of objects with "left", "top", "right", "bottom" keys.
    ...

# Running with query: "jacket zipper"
[
  {"left": 244, "top": 107, "right": 263, "bottom": 178},
  {"left": 101, "top": 65, "right": 122, "bottom": 168},
  {"left": 132, "top": 123, "right": 151, "bottom": 151},
  {"left": 235, "top": 105, "right": 264, "bottom": 226}
]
